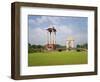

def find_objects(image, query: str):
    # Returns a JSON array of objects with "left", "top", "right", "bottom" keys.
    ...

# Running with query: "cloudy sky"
[{"left": 28, "top": 15, "right": 88, "bottom": 46}]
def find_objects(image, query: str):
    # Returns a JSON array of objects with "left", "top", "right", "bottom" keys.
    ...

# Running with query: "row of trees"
[
  {"left": 28, "top": 43, "right": 88, "bottom": 53},
  {"left": 29, "top": 43, "right": 87, "bottom": 49},
  {"left": 28, "top": 43, "right": 44, "bottom": 49},
  {"left": 76, "top": 43, "right": 88, "bottom": 49},
  {"left": 28, "top": 43, "right": 45, "bottom": 53},
  {"left": 28, "top": 43, "right": 66, "bottom": 53},
  {"left": 28, "top": 43, "right": 66, "bottom": 49}
]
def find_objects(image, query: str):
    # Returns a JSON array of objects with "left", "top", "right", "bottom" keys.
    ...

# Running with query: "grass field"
[{"left": 28, "top": 51, "right": 87, "bottom": 66}]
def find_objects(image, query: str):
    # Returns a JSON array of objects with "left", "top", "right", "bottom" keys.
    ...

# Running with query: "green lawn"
[{"left": 28, "top": 51, "right": 87, "bottom": 66}]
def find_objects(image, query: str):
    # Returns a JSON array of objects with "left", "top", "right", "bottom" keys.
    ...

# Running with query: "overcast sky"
[{"left": 28, "top": 15, "right": 88, "bottom": 46}]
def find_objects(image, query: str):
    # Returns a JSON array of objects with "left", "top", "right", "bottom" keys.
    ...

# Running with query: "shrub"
[
  {"left": 76, "top": 49, "right": 81, "bottom": 52},
  {"left": 58, "top": 49, "right": 62, "bottom": 52}
]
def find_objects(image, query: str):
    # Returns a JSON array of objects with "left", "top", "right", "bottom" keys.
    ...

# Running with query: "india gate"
[
  {"left": 66, "top": 36, "right": 74, "bottom": 50},
  {"left": 45, "top": 26, "right": 56, "bottom": 50}
]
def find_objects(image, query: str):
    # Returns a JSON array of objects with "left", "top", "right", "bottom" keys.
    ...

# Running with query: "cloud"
[
  {"left": 28, "top": 16, "right": 66, "bottom": 27},
  {"left": 28, "top": 15, "right": 88, "bottom": 46},
  {"left": 28, "top": 27, "right": 47, "bottom": 45}
]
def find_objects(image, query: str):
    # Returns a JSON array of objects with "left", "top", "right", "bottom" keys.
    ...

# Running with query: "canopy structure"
[{"left": 45, "top": 26, "right": 56, "bottom": 50}]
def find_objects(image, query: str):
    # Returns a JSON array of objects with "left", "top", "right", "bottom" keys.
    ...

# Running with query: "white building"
[{"left": 66, "top": 36, "right": 74, "bottom": 50}]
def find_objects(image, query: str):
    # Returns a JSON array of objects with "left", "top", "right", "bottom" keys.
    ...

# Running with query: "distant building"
[{"left": 66, "top": 36, "right": 74, "bottom": 50}]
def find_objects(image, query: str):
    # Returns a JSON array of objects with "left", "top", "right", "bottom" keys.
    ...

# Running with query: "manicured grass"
[{"left": 28, "top": 51, "right": 87, "bottom": 66}]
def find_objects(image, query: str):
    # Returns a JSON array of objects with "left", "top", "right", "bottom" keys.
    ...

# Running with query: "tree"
[
  {"left": 76, "top": 44, "right": 81, "bottom": 48},
  {"left": 31, "top": 45, "right": 37, "bottom": 49},
  {"left": 83, "top": 43, "right": 88, "bottom": 49},
  {"left": 37, "top": 45, "right": 43, "bottom": 49},
  {"left": 76, "top": 43, "right": 88, "bottom": 49},
  {"left": 56, "top": 44, "right": 66, "bottom": 48},
  {"left": 28, "top": 43, "right": 31, "bottom": 47}
]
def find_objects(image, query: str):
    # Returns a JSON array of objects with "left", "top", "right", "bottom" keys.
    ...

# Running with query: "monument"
[
  {"left": 66, "top": 36, "right": 74, "bottom": 51},
  {"left": 45, "top": 25, "right": 56, "bottom": 50}
]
